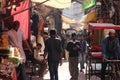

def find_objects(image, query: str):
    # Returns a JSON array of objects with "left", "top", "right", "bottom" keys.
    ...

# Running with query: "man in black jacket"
[
  {"left": 44, "top": 30, "right": 62, "bottom": 80},
  {"left": 66, "top": 33, "right": 80, "bottom": 80}
]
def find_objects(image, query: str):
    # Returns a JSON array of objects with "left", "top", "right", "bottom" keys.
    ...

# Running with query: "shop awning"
[
  {"left": 62, "top": 22, "right": 70, "bottom": 29},
  {"left": 62, "top": 2, "right": 84, "bottom": 20},
  {"left": 79, "top": 10, "right": 96, "bottom": 24},
  {"left": 62, "top": 2, "right": 84, "bottom": 25},
  {"left": 61, "top": 15, "right": 79, "bottom": 24},
  {"left": 31, "top": 0, "right": 71, "bottom": 9}
]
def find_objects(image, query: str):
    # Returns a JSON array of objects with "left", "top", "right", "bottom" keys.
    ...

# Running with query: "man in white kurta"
[
  {"left": 5, "top": 21, "right": 32, "bottom": 63},
  {"left": 6, "top": 28, "right": 27, "bottom": 63},
  {"left": 5, "top": 21, "right": 32, "bottom": 80}
]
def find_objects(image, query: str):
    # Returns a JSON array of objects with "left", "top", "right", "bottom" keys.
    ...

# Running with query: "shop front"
[{"left": 0, "top": 0, "right": 31, "bottom": 80}]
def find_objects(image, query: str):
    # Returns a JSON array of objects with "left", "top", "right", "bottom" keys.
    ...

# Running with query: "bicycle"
[{"left": 106, "top": 59, "right": 120, "bottom": 80}]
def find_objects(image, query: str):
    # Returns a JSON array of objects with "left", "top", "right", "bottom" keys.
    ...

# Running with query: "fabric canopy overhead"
[
  {"left": 61, "top": 15, "right": 79, "bottom": 24},
  {"left": 62, "top": 2, "right": 84, "bottom": 21},
  {"left": 31, "top": 0, "right": 71, "bottom": 9},
  {"left": 11, "top": 0, "right": 30, "bottom": 39},
  {"left": 62, "top": 2, "right": 84, "bottom": 25},
  {"left": 79, "top": 10, "right": 96, "bottom": 24}
]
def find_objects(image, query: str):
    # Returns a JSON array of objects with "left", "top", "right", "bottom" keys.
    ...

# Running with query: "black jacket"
[
  {"left": 44, "top": 37, "right": 62, "bottom": 62},
  {"left": 66, "top": 40, "right": 80, "bottom": 57}
]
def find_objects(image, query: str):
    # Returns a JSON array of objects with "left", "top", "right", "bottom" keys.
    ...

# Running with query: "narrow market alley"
[{"left": 1, "top": 0, "right": 120, "bottom": 80}]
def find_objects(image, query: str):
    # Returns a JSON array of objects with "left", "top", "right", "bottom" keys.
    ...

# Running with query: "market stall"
[
  {"left": 0, "top": 60, "right": 17, "bottom": 80},
  {"left": 0, "top": 34, "right": 20, "bottom": 80}
]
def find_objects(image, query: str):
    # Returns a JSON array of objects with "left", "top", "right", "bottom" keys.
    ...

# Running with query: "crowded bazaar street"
[{"left": 1, "top": 0, "right": 120, "bottom": 80}]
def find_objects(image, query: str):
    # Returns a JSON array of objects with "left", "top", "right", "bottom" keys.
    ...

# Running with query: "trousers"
[{"left": 48, "top": 61, "right": 59, "bottom": 80}]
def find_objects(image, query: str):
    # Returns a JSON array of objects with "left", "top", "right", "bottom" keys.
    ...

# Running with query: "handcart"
[{"left": 85, "top": 23, "right": 120, "bottom": 80}]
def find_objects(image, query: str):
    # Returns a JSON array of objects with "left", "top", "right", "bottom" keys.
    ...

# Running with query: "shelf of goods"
[
  {"left": 0, "top": 34, "right": 9, "bottom": 55},
  {"left": 0, "top": 59, "right": 18, "bottom": 80},
  {"left": 0, "top": 46, "right": 20, "bottom": 80},
  {"left": 0, "top": 34, "right": 20, "bottom": 80}
]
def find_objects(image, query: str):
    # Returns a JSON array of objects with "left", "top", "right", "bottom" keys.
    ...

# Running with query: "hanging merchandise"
[
  {"left": 109, "top": 6, "right": 115, "bottom": 18},
  {"left": 82, "top": 0, "right": 95, "bottom": 10},
  {"left": 0, "top": 0, "right": 1, "bottom": 12},
  {"left": 38, "top": 16, "right": 44, "bottom": 31},
  {"left": 0, "top": 0, "right": 6, "bottom": 13}
]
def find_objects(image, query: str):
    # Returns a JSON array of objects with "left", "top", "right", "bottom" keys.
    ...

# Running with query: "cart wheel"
[{"left": 85, "top": 60, "right": 92, "bottom": 80}]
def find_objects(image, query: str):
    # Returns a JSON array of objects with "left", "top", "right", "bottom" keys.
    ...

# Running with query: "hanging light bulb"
[
  {"left": 12, "top": 4, "right": 16, "bottom": 11},
  {"left": 12, "top": 4, "right": 16, "bottom": 9}
]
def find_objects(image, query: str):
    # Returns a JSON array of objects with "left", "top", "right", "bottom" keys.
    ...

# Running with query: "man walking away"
[{"left": 44, "top": 30, "right": 62, "bottom": 80}]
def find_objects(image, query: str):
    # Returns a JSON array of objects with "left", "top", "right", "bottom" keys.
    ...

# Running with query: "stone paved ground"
[
  {"left": 43, "top": 60, "right": 101, "bottom": 80},
  {"left": 44, "top": 60, "right": 70, "bottom": 80},
  {"left": 27, "top": 59, "right": 101, "bottom": 80}
]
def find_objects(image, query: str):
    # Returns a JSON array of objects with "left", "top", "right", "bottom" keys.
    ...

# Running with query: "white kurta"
[{"left": 6, "top": 29, "right": 26, "bottom": 63}]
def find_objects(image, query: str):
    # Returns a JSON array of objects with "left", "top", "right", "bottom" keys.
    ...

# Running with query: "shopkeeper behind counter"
[{"left": 4, "top": 21, "right": 32, "bottom": 80}]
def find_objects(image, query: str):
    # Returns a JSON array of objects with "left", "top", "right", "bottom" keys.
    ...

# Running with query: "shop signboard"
[{"left": 82, "top": 0, "right": 95, "bottom": 10}]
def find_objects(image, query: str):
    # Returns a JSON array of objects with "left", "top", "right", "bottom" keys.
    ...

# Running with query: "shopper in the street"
[
  {"left": 79, "top": 34, "right": 87, "bottom": 72},
  {"left": 31, "top": 11, "right": 39, "bottom": 38},
  {"left": 30, "top": 30, "right": 36, "bottom": 48},
  {"left": 42, "top": 32, "right": 49, "bottom": 43},
  {"left": 5, "top": 21, "right": 32, "bottom": 80},
  {"left": 60, "top": 29, "right": 67, "bottom": 60},
  {"left": 101, "top": 29, "right": 120, "bottom": 80},
  {"left": 66, "top": 33, "right": 80, "bottom": 80},
  {"left": 44, "top": 30, "right": 62, "bottom": 80},
  {"left": 34, "top": 43, "right": 47, "bottom": 77}
]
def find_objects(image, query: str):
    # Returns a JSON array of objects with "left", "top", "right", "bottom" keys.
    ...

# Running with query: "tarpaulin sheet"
[
  {"left": 11, "top": 0, "right": 30, "bottom": 39},
  {"left": 80, "top": 10, "right": 96, "bottom": 24},
  {"left": 31, "top": 0, "right": 71, "bottom": 9}
]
